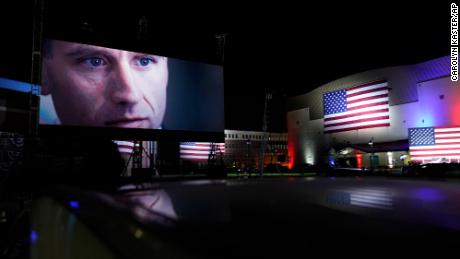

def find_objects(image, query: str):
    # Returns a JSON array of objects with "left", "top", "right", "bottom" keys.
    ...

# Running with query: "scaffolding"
[
  {"left": 258, "top": 90, "right": 272, "bottom": 176},
  {"left": 29, "top": 0, "right": 44, "bottom": 137}
]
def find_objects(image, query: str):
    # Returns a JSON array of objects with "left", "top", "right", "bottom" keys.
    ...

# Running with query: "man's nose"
[{"left": 110, "top": 63, "right": 142, "bottom": 105}]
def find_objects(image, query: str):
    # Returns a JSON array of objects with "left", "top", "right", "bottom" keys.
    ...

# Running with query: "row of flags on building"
[
  {"left": 112, "top": 141, "right": 288, "bottom": 163},
  {"left": 112, "top": 141, "right": 226, "bottom": 162},
  {"left": 180, "top": 142, "right": 225, "bottom": 161}
]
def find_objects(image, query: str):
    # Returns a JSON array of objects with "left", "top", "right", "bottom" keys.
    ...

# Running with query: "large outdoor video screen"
[{"left": 39, "top": 39, "right": 224, "bottom": 133}]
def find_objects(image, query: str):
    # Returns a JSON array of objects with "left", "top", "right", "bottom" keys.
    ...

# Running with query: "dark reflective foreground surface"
[{"left": 29, "top": 176, "right": 460, "bottom": 258}]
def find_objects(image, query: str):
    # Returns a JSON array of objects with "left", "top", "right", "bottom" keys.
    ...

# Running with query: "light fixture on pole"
[{"left": 368, "top": 137, "right": 374, "bottom": 147}]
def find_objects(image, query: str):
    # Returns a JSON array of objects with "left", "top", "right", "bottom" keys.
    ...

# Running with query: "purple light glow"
[{"left": 414, "top": 188, "right": 443, "bottom": 202}]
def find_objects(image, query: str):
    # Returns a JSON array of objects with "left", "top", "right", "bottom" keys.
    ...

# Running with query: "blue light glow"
[
  {"left": 0, "top": 77, "right": 40, "bottom": 94},
  {"left": 328, "top": 156, "right": 335, "bottom": 167},
  {"left": 417, "top": 114, "right": 435, "bottom": 127},
  {"left": 69, "top": 201, "right": 80, "bottom": 209},
  {"left": 30, "top": 230, "right": 38, "bottom": 243}
]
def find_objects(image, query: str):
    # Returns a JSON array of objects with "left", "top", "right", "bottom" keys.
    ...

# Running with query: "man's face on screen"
[{"left": 42, "top": 40, "right": 168, "bottom": 129}]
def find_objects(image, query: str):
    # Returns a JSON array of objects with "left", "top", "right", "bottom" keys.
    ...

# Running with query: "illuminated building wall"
[
  {"left": 224, "top": 130, "right": 288, "bottom": 169},
  {"left": 287, "top": 56, "right": 458, "bottom": 166}
]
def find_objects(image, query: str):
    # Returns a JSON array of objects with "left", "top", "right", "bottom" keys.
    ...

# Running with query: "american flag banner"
[
  {"left": 323, "top": 80, "right": 390, "bottom": 133},
  {"left": 180, "top": 142, "right": 225, "bottom": 161},
  {"left": 113, "top": 140, "right": 138, "bottom": 156},
  {"left": 327, "top": 187, "right": 393, "bottom": 210},
  {"left": 409, "top": 126, "right": 460, "bottom": 162}
]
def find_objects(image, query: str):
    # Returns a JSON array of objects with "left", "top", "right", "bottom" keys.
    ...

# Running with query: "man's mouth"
[{"left": 105, "top": 118, "right": 149, "bottom": 128}]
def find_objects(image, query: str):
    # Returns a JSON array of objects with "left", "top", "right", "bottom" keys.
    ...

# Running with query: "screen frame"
[{"left": 38, "top": 36, "right": 225, "bottom": 142}]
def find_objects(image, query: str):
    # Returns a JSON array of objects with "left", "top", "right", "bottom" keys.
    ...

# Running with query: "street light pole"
[
  {"left": 259, "top": 90, "right": 272, "bottom": 177},
  {"left": 246, "top": 139, "right": 251, "bottom": 174}
]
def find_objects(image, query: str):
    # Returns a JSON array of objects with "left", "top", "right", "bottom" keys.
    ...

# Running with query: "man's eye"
[
  {"left": 136, "top": 57, "right": 156, "bottom": 67},
  {"left": 83, "top": 57, "right": 106, "bottom": 67}
]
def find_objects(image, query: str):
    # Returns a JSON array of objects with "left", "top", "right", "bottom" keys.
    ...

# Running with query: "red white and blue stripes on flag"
[
  {"left": 180, "top": 142, "right": 225, "bottom": 161},
  {"left": 323, "top": 80, "right": 390, "bottom": 133},
  {"left": 409, "top": 126, "right": 460, "bottom": 162},
  {"left": 113, "top": 140, "right": 138, "bottom": 156}
]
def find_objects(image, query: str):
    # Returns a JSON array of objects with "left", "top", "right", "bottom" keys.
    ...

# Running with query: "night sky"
[{"left": 0, "top": 2, "right": 450, "bottom": 133}]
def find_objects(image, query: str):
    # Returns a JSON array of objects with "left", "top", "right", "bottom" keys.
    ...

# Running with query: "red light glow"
[{"left": 356, "top": 153, "right": 363, "bottom": 168}]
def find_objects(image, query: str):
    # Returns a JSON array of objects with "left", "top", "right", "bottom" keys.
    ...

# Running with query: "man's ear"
[{"left": 41, "top": 65, "right": 50, "bottom": 95}]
